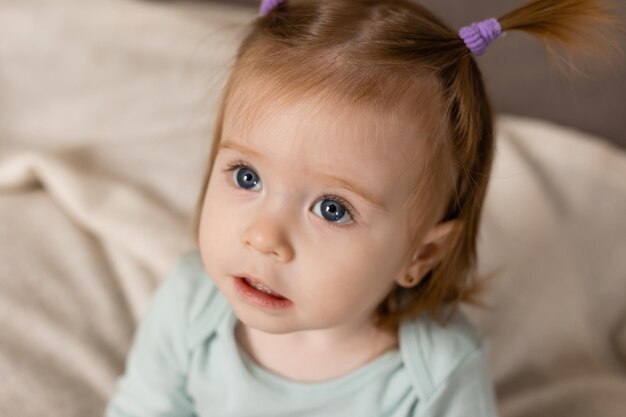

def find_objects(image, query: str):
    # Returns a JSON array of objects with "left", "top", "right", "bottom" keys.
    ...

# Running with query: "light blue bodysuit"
[{"left": 106, "top": 250, "right": 499, "bottom": 417}]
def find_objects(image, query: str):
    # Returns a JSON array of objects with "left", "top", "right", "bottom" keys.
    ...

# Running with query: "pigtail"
[{"left": 498, "top": 0, "right": 624, "bottom": 73}]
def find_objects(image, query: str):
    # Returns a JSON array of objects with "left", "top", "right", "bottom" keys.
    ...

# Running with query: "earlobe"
[
  {"left": 397, "top": 219, "right": 463, "bottom": 288},
  {"left": 398, "top": 273, "right": 418, "bottom": 288}
]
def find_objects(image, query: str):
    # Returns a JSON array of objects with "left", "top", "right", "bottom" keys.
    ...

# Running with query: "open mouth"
[
  {"left": 241, "top": 277, "right": 287, "bottom": 299},
  {"left": 234, "top": 276, "right": 292, "bottom": 308}
]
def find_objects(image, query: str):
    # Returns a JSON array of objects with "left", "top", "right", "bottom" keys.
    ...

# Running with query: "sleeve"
[
  {"left": 415, "top": 344, "right": 500, "bottom": 417},
  {"left": 105, "top": 257, "right": 196, "bottom": 417}
]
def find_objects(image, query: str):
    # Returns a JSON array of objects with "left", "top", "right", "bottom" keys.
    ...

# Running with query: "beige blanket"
[{"left": 1, "top": 1, "right": 625, "bottom": 416}]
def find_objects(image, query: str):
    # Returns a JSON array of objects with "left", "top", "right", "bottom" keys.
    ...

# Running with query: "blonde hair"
[{"left": 192, "top": 0, "right": 622, "bottom": 332}]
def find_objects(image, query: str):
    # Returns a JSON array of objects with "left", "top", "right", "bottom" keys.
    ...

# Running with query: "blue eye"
[
  {"left": 232, "top": 165, "right": 261, "bottom": 191},
  {"left": 311, "top": 196, "right": 353, "bottom": 225}
]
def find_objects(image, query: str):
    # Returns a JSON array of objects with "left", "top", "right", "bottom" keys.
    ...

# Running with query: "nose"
[{"left": 241, "top": 214, "right": 295, "bottom": 262}]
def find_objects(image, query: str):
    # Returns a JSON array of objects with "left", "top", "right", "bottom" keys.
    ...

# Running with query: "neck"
[{"left": 234, "top": 321, "right": 399, "bottom": 382}]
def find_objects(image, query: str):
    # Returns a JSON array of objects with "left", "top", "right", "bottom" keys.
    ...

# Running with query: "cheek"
[
  {"left": 314, "top": 221, "right": 405, "bottom": 277},
  {"left": 302, "top": 230, "right": 401, "bottom": 298}
]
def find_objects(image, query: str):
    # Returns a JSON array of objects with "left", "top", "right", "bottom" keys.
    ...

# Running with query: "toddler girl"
[{"left": 106, "top": 0, "right": 620, "bottom": 415}]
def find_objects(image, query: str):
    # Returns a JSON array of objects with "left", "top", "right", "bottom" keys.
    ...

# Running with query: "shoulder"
[
  {"left": 106, "top": 250, "right": 225, "bottom": 417},
  {"left": 399, "top": 306, "right": 486, "bottom": 400},
  {"left": 158, "top": 249, "right": 230, "bottom": 350}
]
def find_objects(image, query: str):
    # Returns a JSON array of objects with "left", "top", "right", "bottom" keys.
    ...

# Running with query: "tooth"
[{"left": 246, "top": 278, "right": 280, "bottom": 296}]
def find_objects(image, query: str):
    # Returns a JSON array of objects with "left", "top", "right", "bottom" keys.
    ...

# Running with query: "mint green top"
[{"left": 106, "top": 250, "right": 499, "bottom": 417}]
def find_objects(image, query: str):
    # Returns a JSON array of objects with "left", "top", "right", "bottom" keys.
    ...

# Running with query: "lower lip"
[{"left": 233, "top": 277, "right": 293, "bottom": 309}]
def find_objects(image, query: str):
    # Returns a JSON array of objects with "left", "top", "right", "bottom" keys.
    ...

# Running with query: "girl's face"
[{"left": 199, "top": 91, "right": 444, "bottom": 343}]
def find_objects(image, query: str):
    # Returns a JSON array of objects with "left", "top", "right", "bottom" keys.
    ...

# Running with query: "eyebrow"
[{"left": 219, "top": 140, "right": 387, "bottom": 210}]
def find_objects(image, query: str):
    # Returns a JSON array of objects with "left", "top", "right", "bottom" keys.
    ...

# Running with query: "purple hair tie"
[
  {"left": 259, "top": 0, "right": 287, "bottom": 16},
  {"left": 459, "top": 18, "right": 502, "bottom": 55}
]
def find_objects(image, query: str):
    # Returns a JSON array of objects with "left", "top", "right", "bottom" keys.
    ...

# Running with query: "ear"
[{"left": 396, "top": 220, "right": 463, "bottom": 288}]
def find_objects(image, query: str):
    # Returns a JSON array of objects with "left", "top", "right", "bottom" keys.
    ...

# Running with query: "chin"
[{"left": 231, "top": 306, "right": 300, "bottom": 334}]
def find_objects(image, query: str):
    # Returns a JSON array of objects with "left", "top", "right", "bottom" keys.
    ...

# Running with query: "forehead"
[
  {"left": 223, "top": 79, "right": 429, "bottom": 152},
  {"left": 228, "top": 104, "right": 407, "bottom": 161}
]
